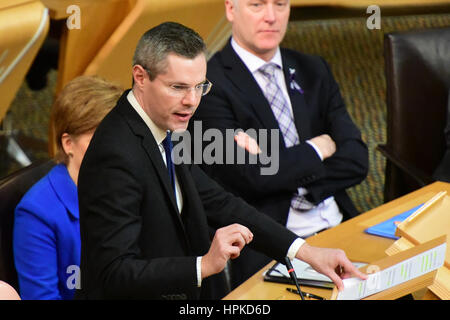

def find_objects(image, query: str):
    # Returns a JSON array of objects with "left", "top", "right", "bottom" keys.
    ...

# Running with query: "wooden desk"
[{"left": 224, "top": 181, "right": 449, "bottom": 300}]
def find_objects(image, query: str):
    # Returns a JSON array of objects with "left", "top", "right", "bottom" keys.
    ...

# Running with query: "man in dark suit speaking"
[
  {"left": 190, "top": 0, "right": 369, "bottom": 288},
  {"left": 77, "top": 22, "right": 366, "bottom": 299}
]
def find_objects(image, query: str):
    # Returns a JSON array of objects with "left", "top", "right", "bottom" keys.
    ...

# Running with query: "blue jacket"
[{"left": 13, "top": 164, "right": 80, "bottom": 300}]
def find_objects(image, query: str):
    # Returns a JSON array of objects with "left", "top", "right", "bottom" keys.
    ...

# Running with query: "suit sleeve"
[
  {"left": 189, "top": 163, "right": 298, "bottom": 262},
  {"left": 304, "top": 58, "right": 368, "bottom": 203},
  {"left": 13, "top": 204, "right": 62, "bottom": 300}
]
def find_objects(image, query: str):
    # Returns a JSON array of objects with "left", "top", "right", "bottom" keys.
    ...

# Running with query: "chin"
[
  {"left": 255, "top": 40, "right": 280, "bottom": 54},
  {"left": 171, "top": 124, "right": 189, "bottom": 132}
]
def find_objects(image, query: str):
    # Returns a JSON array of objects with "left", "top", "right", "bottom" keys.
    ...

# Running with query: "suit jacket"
[
  {"left": 190, "top": 40, "right": 369, "bottom": 226},
  {"left": 13, "top": 164, "right": 80, "bottom": 300},
  {"left": 76, "top": 91, "right": 298, "bottom": 299}
]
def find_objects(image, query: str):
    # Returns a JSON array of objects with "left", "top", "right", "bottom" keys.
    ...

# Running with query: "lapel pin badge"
[{"left": 289, "top": 68, "right": 304, "bottom": 95}]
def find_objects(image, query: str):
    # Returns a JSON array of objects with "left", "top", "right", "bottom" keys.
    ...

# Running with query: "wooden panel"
[
  {"left": 84, "top": 0, "right": 227, "bottom": 89},
  {"left": 387, "top": 190, "right": 450, "bottom": 299},
  {"left": 41, "top": 0, "right": 129, "bottom": 19},
  {"left": 55, "top": 0, "right": 134, "bottom": 94},
  {"left": 0, "top": 0, "right": 34, "bottom": 10},
  {"left": 396, "top": 194, "right": 450, "bottom": 267},
  {"left": 0, "top": 0, "right": 49, "bottom": 123}
]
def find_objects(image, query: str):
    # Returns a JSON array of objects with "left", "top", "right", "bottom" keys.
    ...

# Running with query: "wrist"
[
  {"left": 200, "top": 254, "right": 212, "bottom": 280},
  {"left": 295, "top": 242, "right": 313, "bottom": 262}
]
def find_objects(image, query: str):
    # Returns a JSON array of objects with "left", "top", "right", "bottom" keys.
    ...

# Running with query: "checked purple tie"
[
  {"left": 259, "top": 63, "right": 299, "bottom": 148},
  {"left": 259, "top": 63, "right": 315, "bottom": 211}
]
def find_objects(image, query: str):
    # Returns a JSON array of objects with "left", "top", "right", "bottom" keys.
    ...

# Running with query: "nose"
[
  {"left": 181, "top": 88, "right": 199, "bottom": 106},
  {"left": 264, "top": 3, "right": 276, "bottom": 23}
]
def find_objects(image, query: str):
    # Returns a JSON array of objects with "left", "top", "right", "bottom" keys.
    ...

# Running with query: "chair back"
[{"left": 380, "top": 27, "right": 450, "bottom": 201}]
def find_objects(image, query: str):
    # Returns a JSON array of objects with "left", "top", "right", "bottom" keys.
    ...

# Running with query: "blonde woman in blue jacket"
[{"left": 13, "top": 76, "right": 122, "bottom": 299}]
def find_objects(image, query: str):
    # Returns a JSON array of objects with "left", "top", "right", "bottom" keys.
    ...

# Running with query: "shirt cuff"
[
  {"left": 196, "top": 256, "right": 202, "bottom": 287},
  {"left": 286, "top": 238, "right": 306, "bottom": 261},
  {"left": 306, "top": 140, "right": 324, "bottom": 161}
]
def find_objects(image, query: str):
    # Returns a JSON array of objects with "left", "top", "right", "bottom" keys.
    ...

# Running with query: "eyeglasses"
[
  {"left": 167, "top": 79, "right": 213, "bottom": 97},
  {"left": 141, "top": 65, "right": 212, "bottom": 97}
]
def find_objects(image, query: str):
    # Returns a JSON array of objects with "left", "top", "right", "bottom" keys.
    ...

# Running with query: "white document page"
[{"left": 336, "top": 242, "right": 447, "bottom": 300}]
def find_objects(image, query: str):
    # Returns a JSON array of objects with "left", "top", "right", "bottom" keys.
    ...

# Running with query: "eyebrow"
[{"left": 170, "top": 79, "right": 207, "bottom": 86}]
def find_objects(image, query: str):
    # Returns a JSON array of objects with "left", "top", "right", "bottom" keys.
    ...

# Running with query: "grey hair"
[{"left": 132, "top": 22, "right": 206, "bottom": 81}]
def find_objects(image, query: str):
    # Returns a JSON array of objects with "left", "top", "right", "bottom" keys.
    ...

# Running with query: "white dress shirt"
[{"left": 231, "top": 38, "right": 343, "bottom": 238}]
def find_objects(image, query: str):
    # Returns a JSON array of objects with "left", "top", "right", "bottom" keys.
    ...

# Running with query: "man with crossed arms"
[{"left": 191, "top": 0, "right": 369, "bottom": 288}]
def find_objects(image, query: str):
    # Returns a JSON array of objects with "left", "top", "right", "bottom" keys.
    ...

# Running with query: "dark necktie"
[{"left": 162, "top": 131, "right": 176, "bottom": 197}]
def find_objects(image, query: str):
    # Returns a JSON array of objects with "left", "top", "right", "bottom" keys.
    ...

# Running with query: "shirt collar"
[
  {"left": 127, "top": 90, "right": 167, "bottom": 145},
  {"left": 231, "top": 37, "right": 283, "bottom": 73}
]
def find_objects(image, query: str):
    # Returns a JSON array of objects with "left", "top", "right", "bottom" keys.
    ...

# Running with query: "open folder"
[{"left": 264, "top": 259, "right": 367, "bottom": 289}]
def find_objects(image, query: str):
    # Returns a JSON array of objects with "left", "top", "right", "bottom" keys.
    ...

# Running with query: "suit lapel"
[
  {"left": 175, "top": 163, "right": 210, "bottom": 254},
  {"left": 140, "top": 135, "right": 179, "bottom": 212},
  {"left": 281, "top": 51, "right": 311, "bottom": 143},
  {"left": 116, "top": 93, "right": 185, "bottom": 231},
  {"left": 220, "top": 41, "right": 281, "bottom": 132},
  {"left": 281, "top": 50, "right": 311, "bottom": 143},
  {"left": 140, "top": 134, "right": 193, "bottom": 250}
]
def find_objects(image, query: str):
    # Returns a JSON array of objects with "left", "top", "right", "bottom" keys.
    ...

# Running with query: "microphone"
[{"left": 285, "top": 257, "right": 305, "bottom": 300}]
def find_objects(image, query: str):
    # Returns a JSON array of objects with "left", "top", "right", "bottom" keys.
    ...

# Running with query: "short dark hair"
[{"left": 132, "top": 22, "right": 206, "bottom": 80}]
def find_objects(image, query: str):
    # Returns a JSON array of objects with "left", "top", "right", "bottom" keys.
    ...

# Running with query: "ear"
[
  {"left": 224, "top": 0, "right": 235, "bottom": 22},
  {"left": 61, "top": 133, "right": 73, "bottom": 157},
  {"left": 132, "top": 64, "right": 147, "bottom": 89}
]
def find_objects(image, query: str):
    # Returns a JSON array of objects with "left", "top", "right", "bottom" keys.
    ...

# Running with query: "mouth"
[
  {"left": 173, "top": 112, "right": 192, "bottom": 122},
  {"left": 259, "top": 30, "right": 279, "bottom": 33}
]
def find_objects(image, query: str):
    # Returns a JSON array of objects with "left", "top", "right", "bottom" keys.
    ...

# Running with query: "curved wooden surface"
[
  {"left": 48, "top": 0, "right": 135, "bottom": 94},
  {"left": 84, "top": 0, "right": 228, "bottom": 89},
  {"left": 0, "top": 0, "right": 49, "bottom": 124}
]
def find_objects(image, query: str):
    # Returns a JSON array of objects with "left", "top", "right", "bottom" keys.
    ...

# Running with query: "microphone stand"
[{"left": 285, "top": 257, "right": 305, "bottom": 300}]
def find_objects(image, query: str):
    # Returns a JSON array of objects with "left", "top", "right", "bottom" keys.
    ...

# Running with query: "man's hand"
[
  {"left": 295, "top": 243, "right": 367, "bottom": 291},
  {"left": 201, "top": 224, "right": 253, "bottom": 279},
  {"left": 309, "top": 134, "right": 336, "bottom": 159},
  {"left": 234, "top": 131, "right": 261, "bottom": 155}
]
